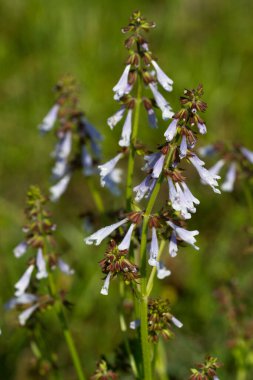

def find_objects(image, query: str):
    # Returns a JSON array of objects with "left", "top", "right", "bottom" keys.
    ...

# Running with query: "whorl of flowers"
[
  {"left": 6, "top": 186, "right": 74, "bottom": 325},
  {"left": 189, "top": 355, "right": 222, "bottom": 380},
  {"left": 38, "top": 75, "right": 103, "bottom": 201},
  {"left": 199, "top": 141, "right": 253, "bottom": 192}
]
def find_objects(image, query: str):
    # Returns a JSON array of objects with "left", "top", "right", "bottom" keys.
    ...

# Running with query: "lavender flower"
[
  {"left": 36, "top": 248, "right": 48, "bottom": 279},
  {"left": 98, "top": 153, "right": 124, "bottom": 192},
  {"left": 133, "top": 175, "right": 157, "bottom": 202},
  {"left": 113, "top": 64, "right": 131, "bottom": 100},
  {"left": 148, "top": 227, "right": 159, "bottom": 266},
  {"left": 149, "top": 83, "right": 173, "bottom": 120},
  {"left": 58, "top": 258, "right": 75, "bottom": 275},
  {"left": 168, "top": 221, "right": 199, "bottom": 251},
  {"left": 19, "top": 304, "right": 40, "bottom": 326},
  {"left": 101, "top": 168, "right": 122, "bottom": 195},
  {"left": 171, "top": 316, "right": 183, "bottom": 328},
  {"left": 221, "top": 162, "right": 237, "bottom": 192},
  {"left": 13, "top": 242, "right": 27, "bottom": 258},
  {"left": 84, "top": 218, "right": 129, "bottom": 246},
  {"left": 241, "top": 146, "right": 253, "bottom": 163},
  {"left": 107, "top": 107, "right": 126, "bottom": 130},
  {"left": 156, "top": 261, "right": 171, "bottom": 279},
  {"left": 164, "top": 119, "right": 178, "bottom": 142},
  {"left": 53, "top": 131, "right": 72, "bottom": 160},
  {"left": 179, "top": 135, "right": 187, "bottom": 159},
  {"left": 118, "top": 109, "right": 133, "bottom": 147},
  {"left": 169, "top": 230, "right": 178, "bottom": 257},
  {"left": 147, "top": 108, "right": 158, "bottom": 128},
  {"left": 152, "top": 154, "right": 165, "bottom": 178},
  {"left": 38, "top": 104, "right": 60, "bottom": 133},
  {"left": 100, "top": 272, "right": 112, "bottom": 296},
  {"left": 189, "top": 154, "right": 221, "bottom": 194},
  {"left": 151, "top": 60, "right": 173, "bottom": 92},
  {"left": 49, "top": 173, "right": 71, "bottom": 202},
  {"left": 118, "top": 223, "right": 135, "bottom": 250},
  {"left": 14, "top": 265, "right": 35, "bottom": 297}
]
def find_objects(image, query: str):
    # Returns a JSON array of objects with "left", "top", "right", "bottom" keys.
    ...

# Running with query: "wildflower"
[
  {"left": 189, "top": 154, "right": 221, "bottom": 194},
  {"left": 53, "top": 131, "right": 72, "bottom": 160},
  {"left": 14, "top": 265, "right": 35, "bottom": 297},
  {"left": 19, "top": 304, "right": 40, "bottom": 326},
  {"left": 36, "top": 248, "right": 48, "bottom": 279},
  {"left": 130, "top": 320, "right": 140, "bottom": 330},
  {"left": 168, "top": 230, "right": 178, "bottom": 257},
  {"left": 168, "top": 179, "right": 199, "bottom": 219},
  {"left": 49, "top": 173, "right": 71, "bottom": 201},
  {"left": 107, "top": 107, "right": 126, "bottom": 130},
  {"left": 57, "top": 258, "right": 75, "bottom": 275},
  {"left": 98, "top": 153, "right": 124, "bottom": 179},
  {"left": 133, "top": 175, "right": 157, "bottom": 202},
  {"left": 148, "top": 227, "right": 159, "bottom": 266},
  {"left": 5, "top": 293, "right": 40, "bottom": 326},
  {"left": 167, "top": 221, "right": 199, "bottom": 251},
  {"left": 13, "top": 242, "right": 27, "bottom": 258},
  {"left": 113, "top": 64, "right": 131, "bottom": 100},
  {"left": 52, "top": 159, "right": 68, "bottom": 179},
  {"left": 164, "top": 118, "right": 178, "bottom": 142},
  {"left": 241, "top": 146, "right": 253, "bottom": 163},
  {"left": 197, "top": 122, "right": 207, "bottom": 134},
  {"left": 38, "top": 104, "right": 60, "bottom": 133},
  {"left": 81, "top": 146, "right": 94, "bottom": 176},
  {"left": 118, "top": 109, "right": 133, "bottom": 147},
  {"left": 118, "top": 223, "right": 135, "bottom": 250},
  {"left": 151, "top": 60, "right": 173, "bottom": 92},
  {"left": 100, "top": 272, "right": 112, "bottom": 296},
  {"left": 147, "top": 108, "right": 157, "bottom": 128},
  {"left": 179, "top": 134, "right": 187, "bottom": 159},
  {"left": 152, "top": 154, "right": 166, "bottom": 178},
  {"left": 149, "top": 83, "right": 173, "bottom": 120},
  {"left": 221, "top": 162, "right": 237, "bottom": 192},
  {"left": 101, "top": 168, "right": 122, "bottom": 196},
  {"left": 156, "top": 261, "right": 171, "bottom": 279},
  {"left": 84, "top": 218, "right": 129, "bottom": 245}
]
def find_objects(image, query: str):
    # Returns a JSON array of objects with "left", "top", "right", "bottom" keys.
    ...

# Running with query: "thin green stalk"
[
  {"left": 119, "top": 282, "right": 139, "bottom": 378},
  {"left": 87, "top": 177, "right": 105, "bottom": 213},
  {"left": 126, "top": 74, "right": 142, "bottom": 211},
  {"left": 146, "top": 240, "right": 166, "bottom": 297},
  {"left": 47, "top": 273, "right": 86, "bottom": 380},
  {"left": 139, "top": 146, "right": 175, "bottom": 380}
]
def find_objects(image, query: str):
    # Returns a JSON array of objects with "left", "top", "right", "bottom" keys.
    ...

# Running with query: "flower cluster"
[
  {"left": 98, "top": 10, "right": 174, "bottom": 192},
  {"left": 6, "top": 186, "right": 74, "bottom": 325},
  {"left": 90, "top": 359, "right": 118, "bottom": 380},
  {"left": 189, "top": 356, "right": 222, "bottom": 380},
  {"left": 38, "top": 75, "right": 104, "bottom": 201},
  {"left": 199, "top": 142, "right": 253, "bottom": 192},
  {"left": 99, "top": 239, "right": 139, "bottom": 295},
  {"left": 130, "top": 298, "right": 182, "bottom": 342}
]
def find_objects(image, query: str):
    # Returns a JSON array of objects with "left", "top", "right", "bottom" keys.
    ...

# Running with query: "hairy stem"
[{"left": 126, "top": 74, "right": 142, "bottom": 211}]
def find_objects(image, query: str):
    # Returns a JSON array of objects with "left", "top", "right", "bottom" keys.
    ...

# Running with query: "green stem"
[
  {"left": 48, "top": 273, "right": 86, "bottom": 380},
  {"left": 87, "top": 177, "right": 105, "bottom": 213},
  {"left": 139, "top": 146, "right": 175, "bottom": 380},
  {"left": 126, "top": 74, "right": 142, "bottom": 211},
  {"left": 119, "top": 282, "right": 139, "bottom": 378},
  {"left": 146, "top": 240, "right": 166, "bottom": 297}
]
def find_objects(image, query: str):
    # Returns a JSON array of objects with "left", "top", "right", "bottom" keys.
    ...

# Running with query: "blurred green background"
[{"left": 1, "top": 0, "right": 253, "bottom": 379}]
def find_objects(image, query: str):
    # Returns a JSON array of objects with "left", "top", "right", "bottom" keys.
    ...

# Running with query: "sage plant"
[
  {"left": 85, "top": 11, "right": 221, "bottom": 380},
  {"left": 7, "top": 186, "right": 86, "bottom": 380}
]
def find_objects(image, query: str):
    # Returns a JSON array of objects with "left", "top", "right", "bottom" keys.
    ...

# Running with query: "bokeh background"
[{"left": 1, "top": 0, "right": 253, "bottom": 379}]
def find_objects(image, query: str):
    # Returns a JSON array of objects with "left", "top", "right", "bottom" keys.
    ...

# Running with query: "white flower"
[
  {"left": 171, "top": 316, "right": 183, "bottom": 328},
  {"left": 169, "top": 230, "right": 178, "bottom": 257},
  {"left": 58, "top": 258, "right": 75, "bottom": 275},
  {"left": 13, "top": 242, "right": 27, "bottom": 258},
  {"left": 197, "top": 122, "right": 207, "bottom": 134},
  {"left": 168, "top": 221, "right": 199, "bottom": 250},
  {"left": 221, "top": 162, "right": 237, "bottom": 192},
  {"left": 50, "top": 173, "right": 71, "bottom": 202},
  {"left": 100, "top": 272, "right": 112, "bottom": 296},
  {"left": 84, "top": 218, "right": 128, "bottom": 245},
  {"left": 119, "top": 109, "right": 133, "bottom": 147},
  {"left": 113, "top": 64, "right": 131, "bottom": 99},
  {"left": 14, "top": 265, "right": 35, "bottom": 297},
  {"left": 151, "top": 60, "right": 173, "bottom": 92},
  {"left": 148, "top": 227, "right": 159, "bottom": 266},
  {"left": 19, "top": 304, "right": 39, "bottom": 326},
  {"left": 53, "top": 131, "right": 72, "bottom": 160},
  {"left": 189, "top": 154, "right": 221, "bottom": 194},
  {"left": 198, "top": 144, "right": 216, "bottom": 157},
  {"left": 133, "top": 175, "right": 156, "bottom": 202},
  {"left": 152, "top": 154, "right": 166, "bottom": 178},
  {"left": 156, "top": 261, "right": 171, "bottom": 279},
  {"left": 208, "top": 159, "right": 225, "bottom": 176},
  {"left": 38, "top": 104, "right": 60, "bottom": 133},
  {"left": 36, "top": 248, "right": 48, "bottom": 279},
  {"left": 241, "top": 146, "right": 253, "bottom": 163},
  {"left": 179, "top": 135, "right": 187, "bottom": 159},
  {"left": 107, "top": 107, "right": 126, "bottom": 129},
  {"left": 52, "top": 159, "right": 68, "bottom": 179},
  {"left": 149, "top": 83, "right": 173, "bottom": 120},
  {"left": 5, "top": 293, "right": 38, "bottom": 309},
  {"left": 118, "top": 223, "right": 135, "bottom": 250},
  {"left": 98, "top": 153, "right": 124, "bottom": 179},
  {"left": 164, "top": 119, "right": 178, "bottom": 142}
]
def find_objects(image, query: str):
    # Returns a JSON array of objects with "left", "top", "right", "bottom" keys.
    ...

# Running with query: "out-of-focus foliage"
[{"left": 1, "top": 0, "right": 253, "bottom": 379}]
